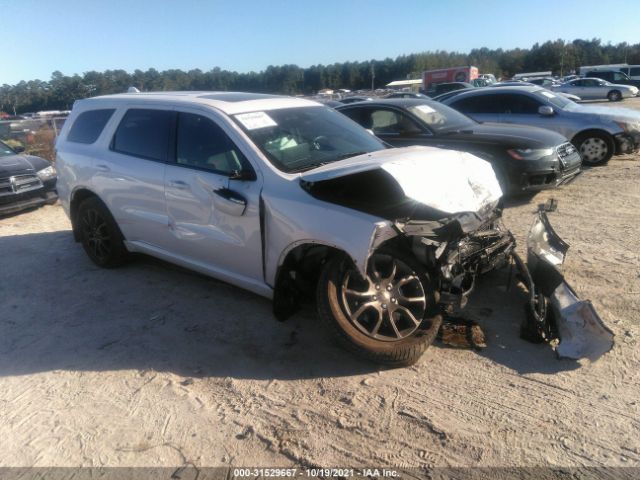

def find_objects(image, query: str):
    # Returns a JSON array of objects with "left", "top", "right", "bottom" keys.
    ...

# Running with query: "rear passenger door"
[
  {"left": 99, "top": 107, "right": 175, "bottom": 248},
  {"left": 164, "top": 109, "right": 264, "bottom": 284}
]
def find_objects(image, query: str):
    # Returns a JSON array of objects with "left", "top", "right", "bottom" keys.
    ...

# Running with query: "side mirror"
[
  {"left": 13, "top": 145, "right": 25, "bottom": 153},
  {"left": 538, "top": 106, "right": 554, "bottom": 116}
]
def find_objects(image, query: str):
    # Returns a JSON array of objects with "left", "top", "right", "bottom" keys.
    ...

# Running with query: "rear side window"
[
  {"left": 112, "top": 109, "right": 174, "bottom": 161},
  {"left": 630, "top": 67, "right": 640, "bottom": 76},
  {"left": 67, "top": 109, "right": 115, "bottom": 144}
]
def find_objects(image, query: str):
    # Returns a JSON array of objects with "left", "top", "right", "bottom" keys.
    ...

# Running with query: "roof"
[
  {"left": 386, "top": 79, "right": 423, "bottom": 87},
  {"left": 79, "top": 91, "right": 321, "bottom": 115}
]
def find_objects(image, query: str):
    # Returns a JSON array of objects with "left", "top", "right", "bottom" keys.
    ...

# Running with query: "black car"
[
  {"left": 0, "top": 140, "right": 58, "bottom": 215},
  {"left": 336, "top": 99, "right": 582, "bottom": 194}
]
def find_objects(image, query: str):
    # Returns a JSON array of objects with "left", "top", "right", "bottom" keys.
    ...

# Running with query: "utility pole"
[{"left": 371, "top": 63, "right": 375, "bottom": 91}]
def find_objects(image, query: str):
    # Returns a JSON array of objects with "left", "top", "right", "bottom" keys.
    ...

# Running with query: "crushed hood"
[{"left": 300, "top": 146, "right": 503, "bottom": 215}]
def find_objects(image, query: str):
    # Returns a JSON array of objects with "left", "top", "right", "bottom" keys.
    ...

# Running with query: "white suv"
[{"left": 56, "top": 91, "right": 604, "bottom": 364}]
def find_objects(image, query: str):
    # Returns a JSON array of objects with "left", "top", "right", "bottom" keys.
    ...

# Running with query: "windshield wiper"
[
  {"left": 288, "top": 152, "right": 369, "bottom": 173},
  {"left": 333, "top": 151, "right": 368, "bottom": 161},
  {"left": 288, "top": 161, "right": 332, "bottom": 173}
]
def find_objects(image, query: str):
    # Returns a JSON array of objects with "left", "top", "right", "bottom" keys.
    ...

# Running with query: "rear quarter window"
[{"left": 67, "top": 109, "right": 115, "bottom": 144}]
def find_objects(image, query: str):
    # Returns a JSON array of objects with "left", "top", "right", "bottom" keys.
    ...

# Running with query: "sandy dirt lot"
[{"left": 1, "top": 99, "right": 639, "bottom": 471}]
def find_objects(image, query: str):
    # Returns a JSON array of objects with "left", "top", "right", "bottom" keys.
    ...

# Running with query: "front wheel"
[
  {"left": 607, "top": 90, "right": 622, "bottom": 102},
  {"left": 316, "top": 249, "right": 441, "bottom": 366},
  {"left": 573, "top": 131, "right": 615, "bottom": 166}
]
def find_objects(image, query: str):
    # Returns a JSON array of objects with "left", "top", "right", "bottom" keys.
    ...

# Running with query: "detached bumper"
[{"left": 517, "top": 203, "right": 614, "bottom": 361}]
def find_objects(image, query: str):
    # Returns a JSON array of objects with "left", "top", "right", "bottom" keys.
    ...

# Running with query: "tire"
[
  {"left": 77, "top": 197, "right": 128, "bottom": 268},
  {"left": 572, "top": 131, "right": 615, "bottom": 166},
  {"left": 607, "top": 90, "right": 622, "bottom": 102},
  {"left": 316, "top": 248, "right": 442, "bottom": 366}
]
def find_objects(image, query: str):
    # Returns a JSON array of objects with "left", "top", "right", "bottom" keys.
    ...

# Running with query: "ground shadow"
[{"left": 0, "top": 230, "right": 579, "bottom": 381}]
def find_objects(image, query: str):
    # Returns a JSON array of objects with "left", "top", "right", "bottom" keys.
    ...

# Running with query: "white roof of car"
[{"left": 78, "top": 91, "right": 321, "bottom": 115}]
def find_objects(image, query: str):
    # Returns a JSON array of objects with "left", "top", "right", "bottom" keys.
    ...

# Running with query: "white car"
[{"left": 55, "top": 91, "right": 612, "bottom": 364}]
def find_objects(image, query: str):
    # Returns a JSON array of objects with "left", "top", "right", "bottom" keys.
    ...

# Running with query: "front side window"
[
  {"left": 233, "top": 106, "right": 385, "bottom": 173},
  {"left": 112, "top": 109, "right": 174, "bottom": 161},
  {"left": 497, "top": 94, "right": 542, "bottom": 114},
  {"left": 67, "top": 109, "right": 115, "bottom": 144},
  {"left": 176, "top": 112, "right": 247, "bottom": 175}
]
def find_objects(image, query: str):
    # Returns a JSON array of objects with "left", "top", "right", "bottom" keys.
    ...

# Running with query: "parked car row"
[{"left": 45, "top": 89, "right": 617, "bottom": 366}]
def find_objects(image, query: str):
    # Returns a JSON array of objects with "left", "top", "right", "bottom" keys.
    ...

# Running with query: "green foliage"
[{"left": 1, "top": 38, "right": 638, "bottom": 113}]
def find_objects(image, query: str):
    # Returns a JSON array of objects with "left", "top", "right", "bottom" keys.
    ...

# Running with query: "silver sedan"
[{"left": 552, "top": 78, "right": 638, "bottom": 101}]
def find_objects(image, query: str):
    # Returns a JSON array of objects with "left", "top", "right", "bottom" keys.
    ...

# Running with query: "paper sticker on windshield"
[
  {"left": 415, "top": 105, "right": 436, "bottom": 114},
  {"left": 540, "top": 91, "right": 556, "bottom": 98},
  {"left": 235, "top": 111, "right": 277, "bottom": 130}
]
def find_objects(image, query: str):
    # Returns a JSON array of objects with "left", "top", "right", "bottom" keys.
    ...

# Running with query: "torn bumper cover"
[{"left": 517, "top": 204, "right": 614, "bottom": 361}]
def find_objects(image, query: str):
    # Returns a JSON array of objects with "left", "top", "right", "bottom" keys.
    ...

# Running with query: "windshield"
[
  {"left": 0, "top": 140, "right": 16, "bottom": 157},
  {"left": 407, "top": 102, "right": 476, "bottom": 133},
  {"left": 233, "top": 106, "right": 385, "bottom": 173}
]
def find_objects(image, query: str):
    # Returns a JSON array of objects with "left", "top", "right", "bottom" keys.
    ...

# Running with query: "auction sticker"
[
  {"left": 415, "top": 104, "right": 436, "bottom": 114},
  {"left": 235, "top": 111, "right": 278, "bottom": 130},
  {"left": 540, "top": 91, "right": 556, "bottom": 98}
]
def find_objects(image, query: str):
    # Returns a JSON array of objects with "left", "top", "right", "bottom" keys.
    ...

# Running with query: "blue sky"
[{"left": 2, "top": 0, "right": 639, "bottom": 85}]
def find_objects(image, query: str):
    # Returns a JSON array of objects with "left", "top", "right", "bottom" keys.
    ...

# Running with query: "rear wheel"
[
  {"left": 77, "top": 197, "right": 128, "bottom": 268},
  {"left": 316, "top": 249, "right": 441, "bottom": 366},
  {"left": 607, "top": 90, "right": 622, "bottom": 102},
  {"left": 573, "top": 131, "right": 615, "bottom": 166}
]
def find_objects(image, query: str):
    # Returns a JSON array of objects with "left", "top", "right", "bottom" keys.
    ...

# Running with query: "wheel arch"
[
  {"left": 571, "top": 128, "right": 615, "bottom": 145},
  {"left": 272, "top": 241, "right": 354, "bottom": 321},
  {"left": 69, "top": 188, "right": 122, "bottom": 242}
]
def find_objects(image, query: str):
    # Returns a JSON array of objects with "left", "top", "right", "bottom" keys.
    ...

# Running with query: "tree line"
[{"left": 2, "top": 38, "right": 639, "bottom": 114}]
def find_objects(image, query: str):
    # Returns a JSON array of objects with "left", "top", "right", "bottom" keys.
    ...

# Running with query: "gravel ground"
[{"left": 1, "top": 98, "right": 639, "bottom": 471}]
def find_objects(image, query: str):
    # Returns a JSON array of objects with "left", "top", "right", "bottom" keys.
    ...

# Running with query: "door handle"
[
  {"left": 213, "top": 188, "right": 247, "bottom": 216},
  {"left": 96, "top": 164, "right": 110, "bottom": 172},
  {"left": 169, "top": 180, "right": 188, "bottom": 189}
]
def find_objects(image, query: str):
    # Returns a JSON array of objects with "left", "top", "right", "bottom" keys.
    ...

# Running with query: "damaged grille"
[{"left": 0, "top": 174, "right": 42, "bottom": 197}]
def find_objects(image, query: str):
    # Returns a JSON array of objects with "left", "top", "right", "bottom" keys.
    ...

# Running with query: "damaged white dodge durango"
[{"left": 56, "top": 92, "right": 613, "bottom": 365}]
